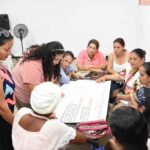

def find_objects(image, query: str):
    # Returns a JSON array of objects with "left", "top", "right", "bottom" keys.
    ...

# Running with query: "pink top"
[
  {"left": 12, "top": 108, "right": 76, "bottom": 150},
  {"left": 12, "top": 59, "right": 44, "bottom": 103},
  {"left": 76, "top": 50, "right": 106, "bottom": 66}
]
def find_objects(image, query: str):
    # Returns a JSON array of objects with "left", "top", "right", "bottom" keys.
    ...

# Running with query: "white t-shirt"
[
  {"left": 12, "top": 108, "right": 76, "bottom": 150},
  {"left": 113, "top": 52, "right": 129, "bottom": 73},
  {"left": 113, "top": 60, "right": 128, "bottom": 73}
]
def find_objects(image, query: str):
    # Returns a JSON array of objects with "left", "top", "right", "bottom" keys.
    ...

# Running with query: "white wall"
[
  {"left": 138, "top": 6, "right": 150, "bottom": 61},
  {"left": 0, "top": 0, "right": 141, "bottom": 57}
]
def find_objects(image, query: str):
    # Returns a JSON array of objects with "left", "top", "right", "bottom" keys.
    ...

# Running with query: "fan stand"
[
  {"left": 19, "top": 29, "right": 24, "bottom": 53},
  {"left": 13, "top": 24, "right": 28, "bottom": 55}
]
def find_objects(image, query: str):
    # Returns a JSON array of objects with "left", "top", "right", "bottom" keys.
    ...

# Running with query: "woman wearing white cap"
[{"left": 12, "top": 82, "right": 87, "bottom": 150}]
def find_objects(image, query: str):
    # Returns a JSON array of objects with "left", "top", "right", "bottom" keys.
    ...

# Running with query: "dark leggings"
[
  {"left": 0, "top": 117, "right": 14, "bottom": 150},
  {"left": 109, "top": 81, "right": 123, "bottom": 103}
]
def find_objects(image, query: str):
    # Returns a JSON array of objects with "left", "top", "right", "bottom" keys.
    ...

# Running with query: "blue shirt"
[
  {"left": 60, "top": 66, "right": 75, "bottom": 85},
  {"left": 136, "top": 86, "right": 150, "bottom": 105}
]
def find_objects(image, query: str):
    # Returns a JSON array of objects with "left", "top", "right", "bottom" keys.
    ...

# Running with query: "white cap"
[{"left": 30, "top": 82, "right": 61, "bottom": 115}]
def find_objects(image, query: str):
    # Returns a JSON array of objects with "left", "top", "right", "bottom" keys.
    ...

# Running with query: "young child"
[
  {"left": 108, "top": 106, "right": 148, "bottom": 150},
  {"left": 60, "top": 51, "right": 78, "bottom": 85},
  {"left": 12, "top": 82, "right": 87, "bottom": 150}
]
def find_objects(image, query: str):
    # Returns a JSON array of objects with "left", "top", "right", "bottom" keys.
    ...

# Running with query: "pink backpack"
[{"left": 76, "top": 120, "right": 110, "bottom": 140}]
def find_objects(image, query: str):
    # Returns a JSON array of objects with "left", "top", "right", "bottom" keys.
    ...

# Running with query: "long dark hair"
[{"left": 21, "top": 41, "right": 64, "bottom": 81}]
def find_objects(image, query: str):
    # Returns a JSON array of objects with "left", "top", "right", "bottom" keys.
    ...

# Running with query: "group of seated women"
[{"left": 1, "top": 27, "right": 150, "bottom": 150}]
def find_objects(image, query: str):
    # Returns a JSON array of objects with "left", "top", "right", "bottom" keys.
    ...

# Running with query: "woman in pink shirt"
[
  {"left": 76, "top": 39, "right": 106, "bottom": 73},
  {"left": 12, "top": 41, "right": 64, "bottom": 109}
]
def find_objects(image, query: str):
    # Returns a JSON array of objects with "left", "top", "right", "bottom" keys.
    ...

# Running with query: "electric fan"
[{"left": 13, "top": 24, "right": 28, "bottom": 54}]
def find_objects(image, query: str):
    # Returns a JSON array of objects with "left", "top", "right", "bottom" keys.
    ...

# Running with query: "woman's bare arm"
[
  {"left": 107, "top": 53, "right": 116, "bottom": 74},
  {"left": 70, "top": 131, "right": 87, "bottom": 144}
]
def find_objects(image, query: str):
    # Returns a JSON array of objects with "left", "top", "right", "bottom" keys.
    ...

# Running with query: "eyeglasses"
[{"left": 0, "top": 29, "right": 10, "bottom": 38}]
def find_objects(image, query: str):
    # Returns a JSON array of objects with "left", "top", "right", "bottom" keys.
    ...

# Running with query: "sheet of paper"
[{"left": 55, "top": 80, "right": 111, "bottom": 123}]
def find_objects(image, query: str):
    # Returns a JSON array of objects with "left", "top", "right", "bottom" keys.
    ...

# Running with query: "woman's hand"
[
  {"left": 71, "top": 72, "right": 78, "bottom": 78},
  {"left": 129, "top": 94, "right": 139, "bottom": 109},
  {"left": 115, "top": 94, "right": 130, "bottom": 101},
  {"left": 96, "top": 75, "right": 106, "bottom": 83},
  {"left": 68, "top": 72, "right": 76, "bottom": 78},
  {"left": 51, "top": 77, "right": 59, "bottom": 84},
  {"left": 48, "top": 112, "right": 57, "bottom": 119}
]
